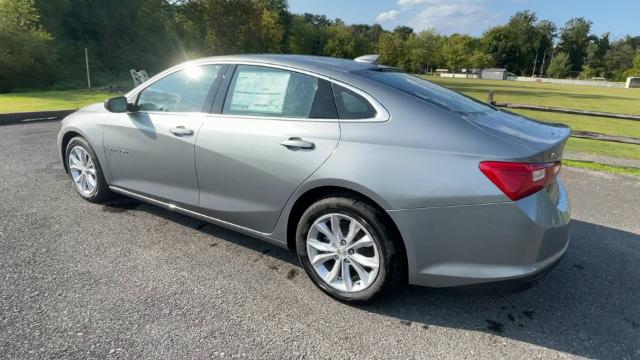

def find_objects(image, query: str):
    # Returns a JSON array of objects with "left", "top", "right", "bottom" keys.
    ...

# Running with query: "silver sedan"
[{"left": 58, "top": 55, "right": 571, "bottom": 302}]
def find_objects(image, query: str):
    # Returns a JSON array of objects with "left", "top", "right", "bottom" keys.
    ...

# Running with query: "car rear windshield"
[{"left": 355, "top": 69, "right": 496, "bottom": 115}]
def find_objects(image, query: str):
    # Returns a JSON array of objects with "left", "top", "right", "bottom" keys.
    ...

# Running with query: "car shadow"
[
  {"left": 361, "top": 220, "right": 640, "bottom": 358},
  {"left": 104, "top": 198, "right": 640, "bottom": 358},
  {"left": 102, "top": 197, "right": 299, "bottom": 266}
]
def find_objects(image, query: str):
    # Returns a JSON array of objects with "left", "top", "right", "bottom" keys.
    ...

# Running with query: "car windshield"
[{"left": 355, "top": 69, "right": 496, "bottom": 115}]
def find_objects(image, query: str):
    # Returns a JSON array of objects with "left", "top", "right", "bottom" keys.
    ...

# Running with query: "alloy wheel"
[
  {"left": 306, "top": 213, "right": 380, "bottom": 292},
  {"left": 68, "top": 145, "right": 97, "bottom": 195}
]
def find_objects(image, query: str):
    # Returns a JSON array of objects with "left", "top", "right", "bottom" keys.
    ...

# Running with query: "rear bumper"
[{"left": 389, "top": 180, "right": 570, "bottom": 288}]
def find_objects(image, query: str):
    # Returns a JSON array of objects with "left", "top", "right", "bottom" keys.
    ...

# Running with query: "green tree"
[
  {"left": 393, "top": 25, "right": 413, "bottom": 41},
  {"left": 405, "top": 29, "right": 442, "bottom": 73},
  {"left": 547, "top": 52, "right": 571, "bottom": 78},
  {"left": 34, "top": 0, "right": 180, "bottom": 84},
  {"left": 469, "top": 51, "right": 494, "bottom": 69},
  {"left": 602, "top": 36, "right": 640, "bottom": 80},
  {"left": 580, "top": 64, "right": 596, "bottom": 79},
  {"left": 259, "top": 6, "right": 286, "bottom": 52},
  {"left": 172, "top": 0, "right": 209, "bottom": 58},
  {"left": 377, "top": 32, "right": 404, "bottom": 67},
  {"left": 204, "top": 0, "right": 284, "bottom": 55},
  {"left": 442, "top": 34, "right": 474, "bottom": 71},
  {"left": 323, "top": 24, "right": 372, "bottom": 59},
  {"left": 557, "top": 17, "right": 593, "bottom": 72},
  {"left": 482, "top": 11, "right": 555, "bottom": 75},
  {"left": 263, "top": 0, "right": 289, "bottom": 28},
  {"left": 623, "top": 52, "right": 640, "bottom": 77},
  {"left": 33, "top": 0, "right": 70, "bottom": 38},
  {"left": 15, "top": 3, "right": 640, "bottom": 90},
  {"left": 604, "top": 40, "right": 635, "bottom": 81},
  {"left": 534, "top": 19, "right": 557, "bottom": 75},
  {"left": 288, "top": 13, "right": 330, "bottom": 55},
  {"left": 584, "top": 33, "right": 610, "bottom": 77},
  {"left": 0, "top": 0, "right": 56, "bottom": 92},
  {"left": 351, "top": 23, "right": 383, "bottom": 46}
]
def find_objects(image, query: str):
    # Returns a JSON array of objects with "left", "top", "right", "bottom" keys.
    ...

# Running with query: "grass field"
[
  {"left": 508, "top": 109, "right": 640, "bottom": 138},
  {"left": 426, "top": 76, "right": 640, "bottom": 114},
  {"left": 564, "top": 160, "right": 640, "bottom": 177},
  {"left": 566, "top": 137, "right": 640, "bottom": 160},
  {"left": 0, "top": 89, "right": 121, "bottom": 113}
]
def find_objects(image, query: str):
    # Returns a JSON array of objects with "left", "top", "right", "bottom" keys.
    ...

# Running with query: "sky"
[{"left": 288, "top": 0, "right": 640, "bottom": 39}]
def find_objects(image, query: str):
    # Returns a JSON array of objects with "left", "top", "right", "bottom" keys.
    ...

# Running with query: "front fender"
[{"left": 57, "top": 110, "right": 111, "bottom": 182}]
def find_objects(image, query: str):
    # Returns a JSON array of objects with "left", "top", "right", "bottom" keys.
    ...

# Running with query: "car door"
[
  {"left": 103, "top": 63, "right": 225, "bottom": 207},
  {"left": 195, "top": 64, "right": 341, "bottom": 233}
]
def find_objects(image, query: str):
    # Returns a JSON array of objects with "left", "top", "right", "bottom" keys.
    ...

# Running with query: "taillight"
[{"left": 479, "top": 161, "right": 561, "bottom": 201}]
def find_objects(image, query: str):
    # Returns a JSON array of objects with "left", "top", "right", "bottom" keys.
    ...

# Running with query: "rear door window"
[{"left": 222, "top": 65, "right": 337, "bottom": 119}]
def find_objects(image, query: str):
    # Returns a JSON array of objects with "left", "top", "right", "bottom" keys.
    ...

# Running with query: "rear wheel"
[
  {"left": 296, "top": 196, "right": 404, "bottom": 302},
  {"left": 65, "top": 136, "right": 114, "bottom": 203}
]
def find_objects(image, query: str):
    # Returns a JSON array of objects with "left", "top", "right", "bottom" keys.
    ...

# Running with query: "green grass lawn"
[
  {"left": 507, "top": 109, "right": 640, "bottom": 139},
  {"left": 426, "top": 76, "right": 640, "bottom": 114},
  {"left": 564, "top": 137, "right": 640, "bottom": 160},
  {"left": 0, "top": 89, "right": 121, "bottom": 113},
  {"left": 564, "top": 160, "right": 640, "bottom": 177}
]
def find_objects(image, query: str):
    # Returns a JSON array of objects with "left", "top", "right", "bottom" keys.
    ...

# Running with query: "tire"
[
  {"left": 296, "top": 195, "right": 405, "bottom": 302},
  {"left": 65, "top": 136, "right": 114, "bottom": 203}
]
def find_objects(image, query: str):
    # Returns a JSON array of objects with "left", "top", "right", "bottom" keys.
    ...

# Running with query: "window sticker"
[{"left": 230, "top": 71, "right": 291, "bottom": 114}]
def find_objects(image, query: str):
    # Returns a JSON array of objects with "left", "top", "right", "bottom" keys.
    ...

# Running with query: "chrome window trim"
[
  {"left": 204, "top": 113, "right": 342, "bottom": 123},
  {"left": 126, "top": 60, "right": 390, "bottom": 123}
]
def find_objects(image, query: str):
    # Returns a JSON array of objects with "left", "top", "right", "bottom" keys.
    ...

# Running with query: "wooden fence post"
[{"left": 487, "top": 90, "right": 494, "bottom": 104}]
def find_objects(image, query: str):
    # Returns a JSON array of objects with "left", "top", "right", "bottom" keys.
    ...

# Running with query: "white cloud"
[
  {"left": 381, "top": 0, "right": 500, "bottom": 35},
  {"left": 406, "top": 0, "right": 499, "bottom": 35},
  {"left": 376, "top": 10, "right": 400, "bottom": 22},
  {"left": 397, "top": 0, "right": 428, "bottom": 8}
]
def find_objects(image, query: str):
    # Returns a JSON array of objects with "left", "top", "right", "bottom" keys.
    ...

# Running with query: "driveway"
[{"left": 1, "top": 121, "right": 639, "bottom": 359}]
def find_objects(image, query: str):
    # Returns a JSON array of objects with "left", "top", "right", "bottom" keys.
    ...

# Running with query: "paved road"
[{"left": 1, "top": 121, "right": 639, "bottom": 359}]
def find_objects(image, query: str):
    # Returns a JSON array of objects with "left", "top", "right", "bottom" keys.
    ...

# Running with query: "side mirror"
[{"left": 104, "top": 96, "right": 130, "bottom": 113}]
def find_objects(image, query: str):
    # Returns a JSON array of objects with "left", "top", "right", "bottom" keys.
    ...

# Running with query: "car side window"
[
  {"left": 223, "top": 65, "right": 337, "bottom": 119},
  {"left": 136, "top": 64, "right": 222, "bottom": 112},
  {"left": 332, "top": 84, "right": 377, "bottom": 119}
]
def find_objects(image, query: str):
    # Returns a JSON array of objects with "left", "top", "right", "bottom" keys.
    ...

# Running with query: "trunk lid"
[{"left": 464, "top": 109, "right": 571, "bottom": 163}]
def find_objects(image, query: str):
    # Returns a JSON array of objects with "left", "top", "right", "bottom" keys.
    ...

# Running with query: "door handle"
[
  {"left": 280, "top": 137, "right": 315, "bottom": 150},
  {"left": 169, "top": 126, "right": 194, "bottom": 136}
]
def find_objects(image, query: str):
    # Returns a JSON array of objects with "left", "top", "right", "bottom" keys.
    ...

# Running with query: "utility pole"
[
  {"left": 538, "top": 49, "right": 547, "bottom": 77},
  {"left": 532, "top": 47, "right": 539, "bottom": 77},
  {"left": 85, "top": 48, "right": 91, "bottom": 89}
]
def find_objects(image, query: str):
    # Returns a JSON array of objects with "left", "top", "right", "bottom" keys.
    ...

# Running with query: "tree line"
[{"left": 1, "top": 0, "right": 640, "bottom": 93}]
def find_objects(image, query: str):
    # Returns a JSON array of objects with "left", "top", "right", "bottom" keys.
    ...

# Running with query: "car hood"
[{"left": 78, "top": 102, "right": 107, "bottom": 113}]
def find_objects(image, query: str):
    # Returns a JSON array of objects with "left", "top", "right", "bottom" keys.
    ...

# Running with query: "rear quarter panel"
[{"left": 310, "top": 90, "right": 521, "bottom": 210}]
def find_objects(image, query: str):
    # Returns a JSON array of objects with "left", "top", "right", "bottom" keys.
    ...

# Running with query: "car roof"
[{"left": 194, "top": 54, "right": 377, "bottom": 80}]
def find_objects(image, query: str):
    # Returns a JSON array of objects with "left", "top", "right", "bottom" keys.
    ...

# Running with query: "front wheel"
[
  {"left": 65, "top": 136, "right": 114, "bottom": 203},
  {"left": 296, "top": 196, "right": 404, "bottom": 302}
]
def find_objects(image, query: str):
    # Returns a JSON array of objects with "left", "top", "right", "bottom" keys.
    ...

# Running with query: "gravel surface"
[{"left": 1, "top": 121, "right": 639, "bottom": 359}]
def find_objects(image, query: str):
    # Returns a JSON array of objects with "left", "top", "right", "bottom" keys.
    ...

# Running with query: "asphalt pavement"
[{"left": 1, "top": 121, "right": 639, "bottom": 359}]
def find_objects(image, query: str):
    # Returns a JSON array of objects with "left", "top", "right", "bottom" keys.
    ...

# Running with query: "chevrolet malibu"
[{"left": 58, "top": 55, "right": 571, "bottom": 302}]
